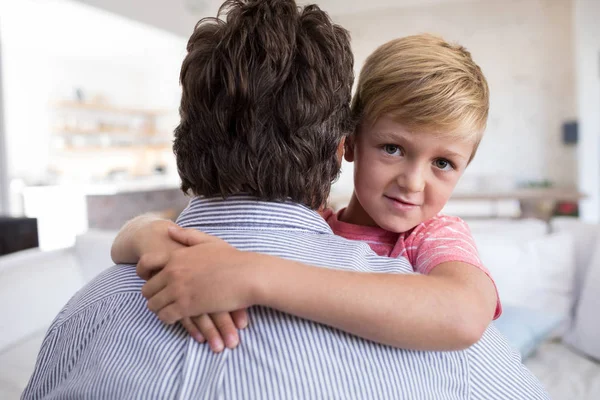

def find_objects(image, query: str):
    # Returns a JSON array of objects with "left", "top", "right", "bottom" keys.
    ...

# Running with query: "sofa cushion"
[
  {"left": 565, "top": 230, "right": 600, "bottom": 361},
  {"left": 0, "top": 248, "right": 83, "bottom": 351},
  {"left": 471, "top": 228, "right": 576, "bottom": 338},
  {"left": 493, "top": 305, "right": 562, "bottom": 359},
  {"left": 466, "top": 218, "right": 548, "bottom": 242},
  {"left": 551, "top": 217, "right": 599, "bottom": 314}
]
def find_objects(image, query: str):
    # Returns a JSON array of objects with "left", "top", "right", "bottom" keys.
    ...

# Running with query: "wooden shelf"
[
  {"left": 48, "top": 100, "right": 176, "bottom": 178},
  {"left": 450, "top": 188, "right": 586, "bottom": 202},
  {"left": 50, "top": 101, "right": 171, "bottom": 116}
]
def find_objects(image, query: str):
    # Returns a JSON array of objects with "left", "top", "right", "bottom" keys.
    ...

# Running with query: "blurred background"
[
  {"left": 0, "top": 0, "right": 597, "bottom": 250},
  {"left": 0, "top": 1, "right": 599, "bottom": 399}
]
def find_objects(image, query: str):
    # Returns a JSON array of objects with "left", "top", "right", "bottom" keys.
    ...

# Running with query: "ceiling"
[
  {"left": 193, "top": 0, "right": 483, "bottom": 16},
  {"left": 72, "top": 0, "right": 488, "bottom": 38}
]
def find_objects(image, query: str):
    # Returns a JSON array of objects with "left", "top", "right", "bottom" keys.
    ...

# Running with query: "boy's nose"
[{"left": 399, "top": 167, "right": 425, "bottom": 193}]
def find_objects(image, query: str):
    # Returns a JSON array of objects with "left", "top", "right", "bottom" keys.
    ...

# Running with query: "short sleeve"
[{"left": 404, "top": 215, "right": 502, "bottom": 319}]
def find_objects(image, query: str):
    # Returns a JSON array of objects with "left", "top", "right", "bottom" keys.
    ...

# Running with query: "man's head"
[
  {"left": 344, "top": 34, "right": 489, "bottom": 232},
  {"left": 173, "top": 0, "right": 355, "bottom": 209}
]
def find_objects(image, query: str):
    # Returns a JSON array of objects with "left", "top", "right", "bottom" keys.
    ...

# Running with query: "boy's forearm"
[
  {"left": 253, "top": 256, "right": 492, "bottom": 351},
  {"left": 111, "top": 214, "right": 172, "bottom": 264}
]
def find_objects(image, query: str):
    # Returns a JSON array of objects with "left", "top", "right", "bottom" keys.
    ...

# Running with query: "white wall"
[
  {"left": 0, "top": 0, "right": 185, "bottom": 190},
  {"left": 574, "top": 0, "right": 600, "bottom": 223},
  {"left": 331, "top": 0, "right": 577, "bottom": 197}
]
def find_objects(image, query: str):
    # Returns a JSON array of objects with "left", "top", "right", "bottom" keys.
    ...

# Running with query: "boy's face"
[{"left": 344, "top": 114, "right": 474, "bottom": 233}]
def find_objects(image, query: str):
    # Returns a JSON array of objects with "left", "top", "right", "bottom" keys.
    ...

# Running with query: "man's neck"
[{"left": 176, "top": 195, "right": 332, "bottom": 234}]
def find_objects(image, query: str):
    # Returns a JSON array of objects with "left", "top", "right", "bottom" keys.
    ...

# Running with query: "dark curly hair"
[{"left": 173, "top": 0, "right": 355, "bottom": 209}]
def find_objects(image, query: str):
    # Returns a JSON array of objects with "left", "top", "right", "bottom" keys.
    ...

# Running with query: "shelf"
[
  {"left": 450, "top": 188, "right": 586, "bottom": 202},
  {"left": 50, "top": 101, "right": 172, "bottom": 116}
]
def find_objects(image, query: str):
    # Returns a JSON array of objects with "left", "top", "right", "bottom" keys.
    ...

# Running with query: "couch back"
[{"left": 0, "top": 248, "right": 83, "bottom": 351}]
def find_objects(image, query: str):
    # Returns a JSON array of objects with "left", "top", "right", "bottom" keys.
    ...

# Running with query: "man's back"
[{"left": 23, "top": 197, "right": 548, "bottom": 399}]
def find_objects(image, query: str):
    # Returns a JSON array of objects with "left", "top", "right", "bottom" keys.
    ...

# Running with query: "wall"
[
  {"left": 331, "top": 0, "right": 577, "bottom": 197},
  {"left": 574, "top": 0, "right": 600, "bottom": 222},
  {"left": 0, "top": 0, "right": 185, "bottom": 191}
]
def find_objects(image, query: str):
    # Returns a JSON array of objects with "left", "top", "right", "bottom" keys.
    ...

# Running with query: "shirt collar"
[
  {"left": 176, "top": 195, "right": 332, "bottom": 234},
  {"left": 327, "top": 207, "right": 399, "bottom": 244}
]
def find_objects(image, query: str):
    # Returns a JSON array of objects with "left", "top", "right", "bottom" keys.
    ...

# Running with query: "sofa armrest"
[{"left": 74, "top": 229, "right": 119, "bottom": 282}]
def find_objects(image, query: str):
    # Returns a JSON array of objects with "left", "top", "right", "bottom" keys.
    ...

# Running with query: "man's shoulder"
[
  {"left": 212, "top": 226, "right": 414, "bottom": 274},
  {"left": 51, "top": 265, "right": 144, "bottom": 329},
  {"left": 81, "top": 264, "right": 144, "bottom": 297},
  {"left": 466, "top": 324, "right": 550, "bottom": 398},
  {"left": 302, "top": 230, "right": 413, "bottom": 273}
]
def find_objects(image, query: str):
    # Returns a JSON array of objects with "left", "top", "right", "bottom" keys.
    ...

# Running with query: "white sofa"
[
  {"left": 1, "top": 219, "right": 599, "bottom": 399},
  {"left": 0, "top": 230, "right": 117, "bottom": 399},
  {"left": 468, "top": 217, "right": 600, "bottom": 400}
]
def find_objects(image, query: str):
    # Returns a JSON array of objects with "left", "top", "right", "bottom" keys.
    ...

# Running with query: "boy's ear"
[{"left": 344, "top": 135, "right": 355, "bottom": 162}]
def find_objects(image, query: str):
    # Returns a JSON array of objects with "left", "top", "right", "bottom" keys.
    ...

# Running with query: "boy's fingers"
[
  {"left": 146, "top": 286, "right": 175, "bottom": 313},
  {"left": 137, "top": 252, "right": 170, "bottom": 281},
  {"left": 157, "top": 303, "right": 182, "bottom": 325},
  {"left": 181, "top": 317, "right": 205, "bottom": 343},
  {"left": 210, "top": 312, "right": 240, "bottom": 349},
  {"left": 231, "top": 309, "right": 249, "bottom": 330},
  {"left": 193, "top": 314, "right": 225, "bottom": 353},
  {"left": 141, "top": 272, "right": 168, "bottom": 300},
  {"left": 168, "top": 227, "right": 212, "bottom": 247}
]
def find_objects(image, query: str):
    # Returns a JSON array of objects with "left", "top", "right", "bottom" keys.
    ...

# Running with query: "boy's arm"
[
  {"left": 111, "top": 214, "right": 177, "bottom": 265},
  {"left": 405, "top": 215, "right": 501, "bottom": 321},
  {"left": 256, "top": 256, "right": 496, "bottom": 350},
  {"left": 143, "top": 228, "right": 497, "bottom": 351},
  {"left": 111, "top": 215, "right": 249, "bottom": 352}
]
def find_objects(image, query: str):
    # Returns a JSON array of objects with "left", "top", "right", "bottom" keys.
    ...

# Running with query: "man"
[{"left": 23, "top": 0, "right": 548, "bottom": 398}]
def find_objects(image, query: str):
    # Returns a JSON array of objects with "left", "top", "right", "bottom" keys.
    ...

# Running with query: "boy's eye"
[
  {"left": 434, "top": 159, "right": 454, "bottom": 171},
  {"left": 383, "top": 145, "right": 402, "bottom": 156}
]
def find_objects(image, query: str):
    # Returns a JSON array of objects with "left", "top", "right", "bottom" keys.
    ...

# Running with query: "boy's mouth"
[{"left": 384, "top": 195, "right": 420, "bottom": 208}]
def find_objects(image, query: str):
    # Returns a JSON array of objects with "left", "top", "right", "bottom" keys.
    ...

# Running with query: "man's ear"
[
  {"left": 336, "top": 138, "right": 346, "bottom": 166},
  {"left": 344, "top": 134, "right": 355, "bottom": 162}
]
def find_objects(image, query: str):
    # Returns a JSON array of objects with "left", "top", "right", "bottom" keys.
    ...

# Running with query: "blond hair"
[{"left": 352, "top": 34, "right": 489, "bottom": 161}]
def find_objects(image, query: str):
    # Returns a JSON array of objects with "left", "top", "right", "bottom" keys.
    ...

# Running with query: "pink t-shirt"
[{"left": 323, "top": 208, "right": 502, "bottom": 319}]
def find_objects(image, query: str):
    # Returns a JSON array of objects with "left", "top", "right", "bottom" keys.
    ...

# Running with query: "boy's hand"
[
  {"left": 111, "top": 215, "right": 181, "bottom": 266},
  {"left": 139, "top": 227, "right": 257, "bottom": 352},
  {"left": 134, "top": 219, "right": 185, "bottom": 280},
  {"left": 181, "top": 310, "right": 248, "bottom": 352}
]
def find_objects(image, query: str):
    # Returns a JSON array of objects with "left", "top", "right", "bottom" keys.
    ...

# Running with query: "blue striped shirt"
[{"left": 23, "top": 196, "right": 549, "bottom": 399}]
